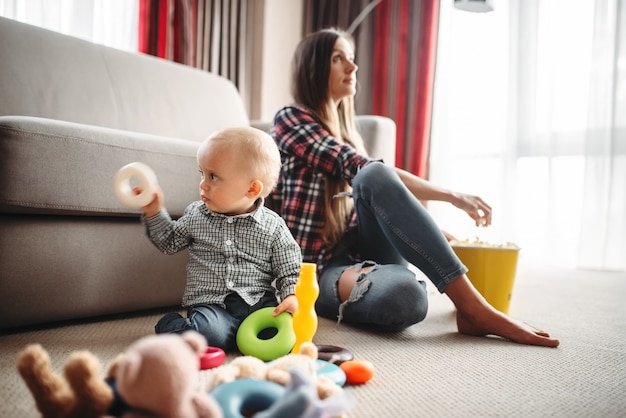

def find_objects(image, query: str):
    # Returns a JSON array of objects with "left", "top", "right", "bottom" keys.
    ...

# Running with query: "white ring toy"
[{"left": 113, "top": 162, "right": 158, "bottom": 208}]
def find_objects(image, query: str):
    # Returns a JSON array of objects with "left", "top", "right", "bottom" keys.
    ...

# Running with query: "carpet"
[{"left": 1, "top": 263, "right": 625, "bottom": 417}]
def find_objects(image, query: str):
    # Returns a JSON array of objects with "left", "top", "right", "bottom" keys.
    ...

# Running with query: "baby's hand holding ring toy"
[{"left": 113, "top": 162, "right": 158, "bottom": 208}]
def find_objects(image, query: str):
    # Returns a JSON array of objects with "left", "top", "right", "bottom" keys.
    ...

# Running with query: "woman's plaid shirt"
[{"left": 269, "top": 105, "right": 373, "bottom": 270}]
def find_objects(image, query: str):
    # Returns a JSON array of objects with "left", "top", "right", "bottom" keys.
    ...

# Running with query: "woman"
[{"left": 269, "top": 28, "right": 558, "bottom": 347}]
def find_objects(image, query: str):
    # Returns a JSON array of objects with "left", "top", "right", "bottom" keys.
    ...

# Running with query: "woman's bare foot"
[
  {"left": 446, "top": 275, "right": 560, "bottom": 347},
  {"left": 456, "top": 308, "right": 560, "bottom": 347}
]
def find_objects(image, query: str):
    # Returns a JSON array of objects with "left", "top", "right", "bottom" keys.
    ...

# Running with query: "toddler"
[{"left": 140, "top": 127, "right": 302, "bottom": 351}]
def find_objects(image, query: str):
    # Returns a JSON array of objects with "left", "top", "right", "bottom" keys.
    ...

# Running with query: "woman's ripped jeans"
[{"left": 315, "top": 162, "right": 467, "bottom": 331}]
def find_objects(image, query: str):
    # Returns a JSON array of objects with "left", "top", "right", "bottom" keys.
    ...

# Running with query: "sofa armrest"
[
  {"left": 0, "top": 116, "right": 200, "bottom": 217},
  {"left": 250, "top": 115, "right": 396, "bottom": 166},
  {"left": 355, "top": 115, "right": 396, "bottom": 165},
  {"left": 250, "top": 120, "right": 272, "bottom": 134}
]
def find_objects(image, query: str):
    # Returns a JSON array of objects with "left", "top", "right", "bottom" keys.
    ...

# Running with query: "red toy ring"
[
  {"left": 199, "top": 346, "right": 226, "bottom": 370},
  {"left": 316, "top": 345, "right": 354, "bottom": 365}
]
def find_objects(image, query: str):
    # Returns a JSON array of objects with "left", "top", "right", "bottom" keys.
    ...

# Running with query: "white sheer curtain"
[
  {"left": 430, "top": 0, "right": 626, "bottom": 272},
  {"left": 0, "top": 0, "right": 138, "bottom": 51}
]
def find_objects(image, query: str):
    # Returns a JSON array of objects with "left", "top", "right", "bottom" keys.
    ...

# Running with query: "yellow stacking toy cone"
[
  {"left": 291, "top": 263, "right": 319, "bottom": 353},
  {"left": 451, "top": 241, "right": 520, "bottom": 314}
]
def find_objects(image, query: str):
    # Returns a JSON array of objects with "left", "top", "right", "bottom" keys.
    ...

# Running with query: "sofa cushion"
[
  {"left": 0, "top": 116, "right": 201, "bottom": 217},
  {"left": 0, "top": 16, "right": 249, "bottom": 141}
]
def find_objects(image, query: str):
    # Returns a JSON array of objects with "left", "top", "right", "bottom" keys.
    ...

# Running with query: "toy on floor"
[
  {"left": 210, "top": 378, "right": 286, "bottom": 418},
  {"left": 200, "top": 346, "right": 227, "bottom": 370},
  {"left": 17, "top": 331, "right": 223, "bottom": 418},
  {"left": 315, "top": 345, "right": 354, "bottom": 365},
  {"left": 208, "top": 346, "right": 355, "bottom": 418},
  {"left": 235, "top": 263, "right": 321, "bottom": 361},
  {"left": 314, "top": 344, "right": 376, "bottom": 385},
  {"left": 206, "top": 342, "right": 345, "bottom": 403},
  {"left": 236, "top": 307, "right": 296, "bottom": 361},
  {"left": 256, "top": 367, "right": 355, "bottom": 418},
  {"left": 112, "top": 331, "right": 222, "bottom": 417},
  {"left": 313, "top": 359, "right": 346, "bottom": 387},
  {"left": 339, "top": 360, "right": 376, "bottom": 384},
  {"left": 210, "top": 368, "right": 355, "bottom": 418},
  {"left": 291, "top": 262, "right": 319, "bottom": 353},
  {"left": 17, "top": 344, "right": 113, "bottom": 418}
]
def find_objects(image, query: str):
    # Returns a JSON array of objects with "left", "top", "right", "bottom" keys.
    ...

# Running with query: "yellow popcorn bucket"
[{"left": 451, "top": 244, "right": 520, "bottom": 314}]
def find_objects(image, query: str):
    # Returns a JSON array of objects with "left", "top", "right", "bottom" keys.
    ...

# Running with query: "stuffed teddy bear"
[
  {"left": 17, "top": 344, "right": 113, "bottom": 418},
  {"left": 113, "top": 331, "right": 222, "bottom": 417},
  {"left": 205, "top": 342, "right": 344, "bottom": 401},
  {"left": 17, "top": 331, "right": 223, "bottom": 418}
]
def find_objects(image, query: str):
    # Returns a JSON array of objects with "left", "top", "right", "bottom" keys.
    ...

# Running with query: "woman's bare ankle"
[
  {"left": 446, "top": 275, "right": 559, "bottom": 347},
  {"left": 456, "top": 308, "right": 560, "bottom": 347}
]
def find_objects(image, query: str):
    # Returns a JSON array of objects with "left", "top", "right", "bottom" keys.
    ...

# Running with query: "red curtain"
[
  {"left": 371, "top": 0, "right": 439, "bottom": 179},
  {"left": 138, "top": 0, "right": 196, "bottom": 65},
  {"left": 137, "top": 0, "right": 247, "bottom": 90}
]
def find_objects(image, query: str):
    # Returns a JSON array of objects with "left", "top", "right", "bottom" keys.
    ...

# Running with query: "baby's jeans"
[
  {"left": 316, "top": 161, "right": 467, "bottom": 331},
  {"left": 155, "top": 290, "right": 278, "bottom": 352}
]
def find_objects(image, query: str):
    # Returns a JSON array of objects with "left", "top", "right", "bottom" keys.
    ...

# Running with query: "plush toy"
[
  {"left": 205, "top": 342, "right": 344, "bottom": 400},
  {"left": 17, "top": 344, "right": 113, "bottom": 418},
  {"left": 113, "top": 331, "right": 222, "bottom": 417},
  {"left": 255, "top": 367, "right": 355, "bottom": 418},
  {"left": 17, "top": 331, "right": 223, "bottom": 418}
]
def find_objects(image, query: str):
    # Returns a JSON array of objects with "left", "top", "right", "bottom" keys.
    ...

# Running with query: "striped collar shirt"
[{"left": 144, "top": 199, "right": 302, "bottom": 308}]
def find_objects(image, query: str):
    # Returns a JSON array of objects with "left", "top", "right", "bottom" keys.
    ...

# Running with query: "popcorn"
[{"left": 449, "top": 237, "right": 519, "bottom": 249}]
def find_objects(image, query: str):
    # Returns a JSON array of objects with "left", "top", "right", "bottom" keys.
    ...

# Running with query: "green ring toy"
[{"left": 236, "top": 307, "right": 296, "bottom": 361}]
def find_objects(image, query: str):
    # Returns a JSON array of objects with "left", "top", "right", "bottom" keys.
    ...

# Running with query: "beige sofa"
[{"left": 0, "top": 16, "right": 396, "bottom": 330}]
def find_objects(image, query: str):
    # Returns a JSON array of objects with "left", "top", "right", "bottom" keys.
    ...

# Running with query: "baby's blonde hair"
[{"left": 204, "top": 127, "right": 281, "bottom": 197}]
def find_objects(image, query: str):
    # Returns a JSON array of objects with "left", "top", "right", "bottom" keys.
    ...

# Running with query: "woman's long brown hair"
[{"left": 291, "top": 28, "right": 368, "bottom": 248}]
